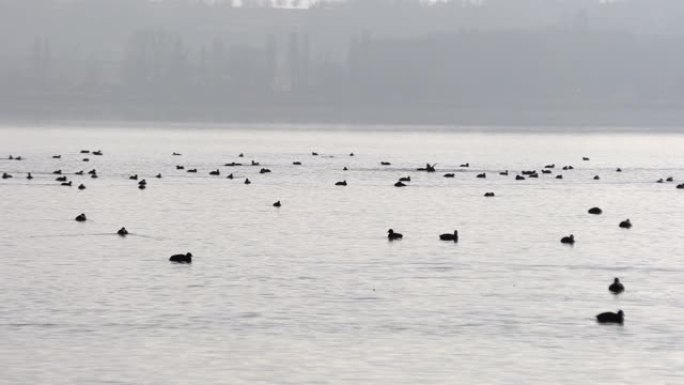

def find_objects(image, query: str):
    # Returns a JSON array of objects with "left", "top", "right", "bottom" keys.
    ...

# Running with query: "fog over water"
[{"left": 2, "top": 0, "right": 684, "bottom": 126}]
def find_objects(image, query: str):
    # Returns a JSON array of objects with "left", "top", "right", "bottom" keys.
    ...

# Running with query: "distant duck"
[
  {"left": 87, "top": 169, "right": 97, "bottom": 175},
  {"left": 619, "top": 219, "right": 632, "bottom": 229},
  {"left": 209, "top": 169, "right": 220, "bottom": 176},
  {"left": 138, "top": 184, "right": 146, "bottom": 190},
  {"left": 75, "top": 170, "right": 84, "bottom": 175},
  {"left": 394, "top": 181, "right": 406, "bottom": 187},
  {"left": 172, "top": 152, "right": 182, "bottom": 156},
  {"left": 499, "top": 170, "right": 509, "bottom": 176},
  {"left": 443, "top": 173, "right": 455, "bottom": 178},
  {"left": 560, "top": 234, "right": 575, "bottom": 245},
  {"left": 544, "top": 164, "right": 555, "bottom": 169},
  {"left": 61, "top": 181, "right": 72, "bottom": 186},
  {"left": 176, "top": 165, "right": 185, "bottom": 170},
  {"left": 515, "top": 175, "right": 525, "bottom": 181},
  {"left": 562, "top": 165, "right": 574, "bottom": 170},
  {"left": 387, "top": 229, "right": 403, "bottom": 240},
  {"left": 484, "top": 192, "right": 495, "bottom": 197},
  {"left": 82, "top": 158, "right": 90, "bottom": 162},
  {"left": 343, "top": 167, "right": 348, "bottom": 171},
  {"left": 399, "top": 176, "right": 411, "bottom": 182},
  {"left": 417, "top": 163, "right": 436, "bottom": 172},
  {"left": 677, "top": 183, "right": 684, "bottom": 189},
  {"left": 244, "top": 178, "right": 251, "bottom": 185},
  {"left": 460, "top": 163, "right": 469, "bottom": 168},
  {"left": 14, "top": 156, "right": 22, "bottom": 161},
  {"left": 2, "top": 172, "right": 12, "bottom": 179},
  {"left": 251, "top": 160, "right": 260, "bottom": 166},
  {"left": 666, "top": 176, "right": 674, "bottom": 182},
  {"left": 609, "top": 278, "right": 625, "bottom": 294},
  {"left": 238, "top": 153, "right": 244, "bottom": 158},
  {"left": 588, "top": 207, "right": 603, "bottom": 215},
  {"left": 439, "top": 230, "right": 459, "bottom": 242},
  {"left": 593, "top": 175, "right": 600, "bottom": 180},
  {"left": 117, "top": 227, "right": 128, "bottom": 236},
  {"left": 312, "top": 152, "right": 319, "bottom": 156},
  {"left": 596, "top": 310, "right": 623, "bottom": 324},
  {"left": 657, "top": 178, "right": 664, "bottom": 183},
  {"left": 259, "top": 168, "right": 271, "bottom": 174},
  {"left": 156, "top": 173, "right": 162, "bottom": 178},
  {"left": 78, "top": 184, "right": 86, "bottom": 190},
  {"left": 349, "top": 152, "right": 354, "bottom": 157},
  {"left": 129, "top": 174, "right": 138, "bottom": 180},
  {"left": 138, "top": 179, "right": 146, "bottom": 185},
  {"left": 75, "top": 213, "right": 87, "bottom": 222},
  {"left": 224, "top": 162, "right": 241, "bottom": 167},
  {"left": 335, "top": 180, "right": 347, "bottom": 186},
  {"left": 56, "top": 176, "right": 67, "bottom": 182},
  {"left": 381, "top": 161, "right": 391, "bottom": 166},
  {"left": 90, "top": 173, "right": 98, "bottom": 179},
  {"left": 52, "top": 155, "right": 61, "bottom": 159},
  {"left": 93, "top": 150, "right": 103, "bottom": 156},
  {"left": 53, "top": 169, "right": 62, "bottom": 175},
  {"left": 529, "top": 173, "right": 539, "bottom": 178},
  {"left": 582, "top": 157, "right": 590, "bottom": 161},
  {"left": 293, "top": 161, "right": 302, "bottom": 165},
  {"left": 169, "top": 252, "right": 192, "bottom": 264},
  {"left": 80, "top": 150, "right": 90, "bottom": 154},
  {"left": 273, "top": 200, "right": 281, "bottom": 207},
  {"left": 27, "top": 172, "right": 33, "bottom": 180},
  {"left": 541, "top": 169, "right": 552, "bottom": 174},
  {"left": 616, "top": 168, "right": 622, "bottom": 172},
  {"left": 556, "top": 174, "right": 563, "bottom": 179},
  {"left": 476, "top": 173, "right": 486, "bottom": 178},
  {"left": 187, "top": 169, "right": 197, "bottom": 173},
  {"left": 227, "top": 173, "right": 234, "bottom": 179},
  {"left": 8, "top": 155, "right": 12, "bottom": 160}
]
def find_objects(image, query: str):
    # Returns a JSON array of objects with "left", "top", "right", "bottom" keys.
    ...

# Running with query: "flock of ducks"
[{"left": 1, "top": 149, "right": 665, "bottom": 325}]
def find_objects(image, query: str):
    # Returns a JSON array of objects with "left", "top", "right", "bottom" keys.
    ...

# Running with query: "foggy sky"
[{"left": 2, "top": 0, "right": 684, "bottom": 126}]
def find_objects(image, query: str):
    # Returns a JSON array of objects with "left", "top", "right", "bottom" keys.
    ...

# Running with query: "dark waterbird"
[
  {"left": 515, "top": 175, "right": 525, "bottom": 181},
  {"left": 609, "top": 278, "right": 625, "bottom": 294},
  {"left": 399, "top": 176, "right": 411, "bottom": 182},
  {"left": 387, "top": 229, "right": 403, "bottom": 240},
  {"left": 541, "top": 169, "right": 552, "bottom": 174},
  {"left": 588, "top": 207, "right": 603, "bottom": 215},
  {"left": 312, "top": 152, "right": 319, "bottom": 156},
  {"left": 619, "top": 219, "right": 632, "bottom": 229},
  {"left": 443, "top": 173, "right": 455, "bottom": 178},
  {"left": 499, "top": 170, "right": 509, "bottom": 176},
  {"left": 27, "top": 172, "right": 33, "bottom": 180},
  {"left": 187, "top": 169, "right": 197, "bottom": 173},
  {"left": 381, "top": 161, "right": 391, "bottom": 166},
  {"left": 260, "top": 168, "right": 271, "bottom": 174},
  {"left": 484, "top": 192, "right": 495, "bottom": 197},
  {"left": 417, "top": 163, "right": 436, "bottom": 172},
  {"left": 293, "top": 161, "right": 302, "bottom": 165},
  {"left": 82, "top": 158, "right": 89, "bottom": 162},
  {"left": 75, "top": 213, "right": 87, "bottom": 222},
  {"left": 227, "top": 173, "right": 234, "bottom": 179},
  {"left": 117, "top": 227, "right": 129, "bottom": 236},
  {"left": 93, "top": 150, "right": 103, "bottom": 156},
  {"left": 156, "top": 173, "right": 162, "bottom": 178},
  {"left": 176, "top": 165, "right": 185, "bottom": 170},
  {"left": 224, "top": 162, "right": 242, "bottom": 167},
  {"left": 251, "top": 160, "right": 260, "bottom": 166},
  {"left": 169, "top": 252, "right": 192, "bottom": 264},
  {"left": 666, "top": 176, "right": 674, "bottom": 182},
  {"left": 56, "top": 176, "right": 67, "bottom": 182},
  {"left": 439, "top": 230, "right": 459, "bottom": 242},
  {"left": 75, "top": 170, "right": 84, "bottom": 175},
  {"left": 476, "top": 173, "right": 486, "bottom": 178},
  {"left": 616, "top": 168, "right": 622, "bottom": 172},
  {"left": 238, "top": 153, "right": 244, "bottom": 158},
  {"left": 343, "top": 167, "right": 348, "bottom": 171},
  {"left": 209, "top": 169, "right": 220, "bottom": 176},
  {"left": 244, "top": 178, "right": 251, "bottom": 185},
  {"left": 52, "top": 155, "right": 61, "bottom": 159},
  {"left": 80, "top": 150, "right": 90, "bottom": 154},
  {"left": 460, "top": 163, "right": 470, "bottom": 168},
  {"left": 78, "top": 184, "right": 86, "bottom": 190},
  {"left": 172, "top": 152, "right": 182, "bottom": 156},
  {"left": 61, "top": 181, "right": 72, "bottom": 187},
  {"left": 556, "top": 174, "right": 563, "bottom": 179},
  {"left": 394, "top": 181, "right": 406, "bottom": 187},
  {"left": 677, "top": 183, "right": 684, "bottom": 189},
  {"left": 544, "top": 164, "right": 555, "bottom": 169},
  {"left": 53, "top": 170, "right": 62, "bottom": 175},
  {"left": 273, "top": 200, "right": 281, "bottom": 207},
  {"left": 129, "top": 174, "right": 138, "bottom": 180},
  {"left": 582, "top": 157, "right": 590, "bottom": 161},
  {"left": 335, "top": 180, "right": 347, "bottom": 186},
  {"left": 593, "top": 175, "right": 600, "bottom": 180},
  {"left": 596, "top": 310, "right": 623, "bottom": 324},
  {"left": 560, "top": 234, "right": 575, "bottom": 245}
]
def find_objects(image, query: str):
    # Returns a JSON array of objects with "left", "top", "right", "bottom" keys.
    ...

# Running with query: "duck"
[
  {"left": 27, "top": 172, "right": 33, "bottom": 180},
  {"left": 293, "top": 161, "right": 302, "bottom": 165},
  {"left": 399, "top": 176, "right": 411, "bottom": 182},
  {"left": 657, "top": 178, "right": 664, "bottom": 183},
  {"left": 176, "top": 165, "right": 185, "bottom": 170},
  {"left": 616, "top": 168, "right": 622, "bottom": 172},
  {"left": 93, "top": 150, "right": 103, "bottom": 156},
  {"left": 80, "top": 150, "right": 90, "bottom": 154},
  {"left": 117, "top": 227, "right": 129, "bottom": 236},
  {"left": 209, "top": 169, "right": 220, "bottom": 176},
  {"left": 588, "top": 207, "right": 603, "bottom": 215},
  {"left": 417, "top": 163, "right": 436, "bottom": 172},
  {"left": 609, "top": 278, "right": 625, "bottom": 294},
  {"left": 224, "top": 162, "right": 242, "bottom": 167},
  {"left": 619, "top": 219, "right": 632, "bottom": 229},
  {"left": 78, "top": 184, "right": 86, "bottom": 190},
  {"left": 138, "top": 179, "right": 147, "bottom": 186},
  {"left": 439, "top": 230, "right": 459, "bottom": 242},
  {"left": 82, "top": 158, "right": 90, "bottom": 162},
  {"left": 75, "top": 213, "right": 87, "bottom": 222},
  {"left": 335, "top": 180, "right": 347, "bottom": 186},
  {"left": 312, "top": 152, "right": 319, "bottom": 156},
  {"left": 14, "top": 156, "right": 22, "bottom": 161},
  {"left": 349, "top": 152, "right": 354, "bottom": 157},
  {"left": 172, "top": 152, "right": 182, "bottom": 156},
  {"left": 156, "top": 173, "right": 162, "bottom": 178},
  {"left": 55, "top": 176, "right": 67, "bottom": 182},
  {"left": 476, "top": 173, "right": 486, "bottom": 178},
  {"left": 582, "top": 157, "right": 590, "bottom": 161},
  {"left": 90, "top": 173, "right": 98, "bottom": 179},
  {"left": 187, "top": 169, "right": 197, "bottom": 173},
  {"left": 541, "top": 169, "right": 552, "bottom": 174},
  {"left": 544, "top": 164, "right": 555, "bottom": 169},
  {"left": 529, "top": 173, "right": 539, "bottom": 178},
  {"left": 227, "top": 173, "right": 234, "bottom": 179},
  {"left": 556, "top": 174, "right": 563, "bottom": 179},
  {"left": 259, "top": 168, "right": 271, "bottom": 174},
  {"left": 251, "top": 160, "right": 260, "bottom": 166},
  {"left": 129, "top": 174, "right": 138, "bottom": 180},
  {"left": 61, "top": 181, "right": 72, "bottom": 187},
  {"left": 593, "top": 175, "right": 600, "bottom": 180},
  {"left": 515, "top": 175, "right": 525, "bottom": 181},
  {"left": 380, "top": 161, "right": 391, "bottom": 166},
  {"left": 87, "top": 169, "right": 97, "bottom": 175},
  {"left": 52, "top": 155, "right": 61, "bottom": 159},
  {"left": 443, "top": 173, "right": 455, "bottom": 178},
  {"left": 666, "top": 176, "right": 674, "bottom": 182},
  {"left": 343, "top": 167, "right": 348, "bottom": 171},
  {"left": 169, "top": 252, "right": 192, "bottom": 264},
  {"left": 75, "top": 170, "right": 84, "bottom": 175},
  {"left": 460, "top": 163, "right": 470, "bottom": 168},
  {"left": 394, "top": 181, "right": 406, "bottom": 187},
  {"left": 484, "top": 192, "right": 495, "bottom": 197},
  {"left": 53, "top": 170, "right": 62, "bottom": 175},
  {"left": 238, "top": 153, "right": 244, "bottom": 158},
  {"left": 138, "top": 184, "right": 146, "bottom": 190},
  {"left": 387, "top": 229, "right": 403, "bottom": 240},
  {"left": 560, "top": 234, "right": 575, "bottom": 245},
  {"left": 596, "top": 310, "right": 623, "bottom": 324},
  {"left": 273, "top": 200, "right": 282, "bottom": 207},
  {"left": 677, "top": 183, "right": 684, "bottom": 189},
  {"left": 244, "top": 178, "right": 251, "bottom": 185},
  {"left": 499, "top": 170, "right": 509, "bottom": 176}
]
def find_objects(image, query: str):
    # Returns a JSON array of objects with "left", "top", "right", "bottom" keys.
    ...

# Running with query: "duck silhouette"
[
  {"left": 443, "top": 173, "right": 455, "bottom": 178},
  {"left": 75, "top": 213, "right": 87, "bottom": 222},
  {"left": 439, "top": 230, "right": 458, "bottom": 242},
  {"left": 619, "top": 219, "right": 632, "bottom": 229},
  {"left": 394, "top": 181, "right": 406, "bottom": 187},
  {"left": 515, "top": 175, "right": 525, "bottom": 181},
  {"left": 596, "top": 310, "right": 623, "bottom": 324},
  {"left": 560, "top": 234, "right": 575, "bottom": 245},
  {"left": 293, "top": 161, "right": 302, "bottom": 165},
  {"left": 260, "top": 168, "right": 271, "bottom": 174},
  {"left": 499, "top": 170, "right": 509, "bottom": 176},
  {"left": 27, "top": 172, "right": 33, "bottom": 180},
  {"left": 387, "top": 229, "right": 403, "bottom": 240},
  {"left": 61, "top": 181, "right": 72, "bottom": 187},
  {"left": 484, "top": 192, "right": 495, "bottom": 197},
  {"left": 588, "top": 207, "right": 603, "bottom": 215},
  {"left": 209, "top": 169, "right": 220, "bottom": 176},
  {"left": 556, "top": 174, "right": 563, "bottom": 179},
  {"left": 335, "top": 180, "right": 347, "bottom": 186},
  {"left": 78, "top": 184, "right": 86, "bottom": 190},
  {"left": 273, "top": 200, "right": 281, "bottom": 207},
  {"left": 399, "top": 176, "right": 411, "bottom": 182},
  {"left": 609, "top": 278, "right": 625, "bottom": 294},
  {"left": 244, "top": 178, "right": 251, "bottom": 185},
  {"left": 169, "top": 252, "right": 192, "bottom": 264},
  {"left": 117, "top": 227, "right": 128, "bottom": 236}
]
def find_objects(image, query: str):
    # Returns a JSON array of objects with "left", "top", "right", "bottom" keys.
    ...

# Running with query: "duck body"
[
  {"left": 169, "top": 252, "right": 192, "bottom": 264},
  {"left": 394, "top": 181, "right": 406, "bottom": 187},
  {"left": 609, "top": 278, "right": 625, "bottom": 294},
  {"left": 75, "top": 213, "right": 87, "bottom": 222},
  {"left": 619, "top": 219, "right": 632, "bottom": 229},
  {"left": 335, "top": 180, "right": 347, "bottom": 186},
  {"left": 596, "top": 310, "right": 623, "bottom": 324},
  {"left": 387, "top": 229, "right": 403, "bottom": 240},
  {"left": 117, "top": 227, "right": 128, "bottom": 236},
  {"left": 588, "top": 207, "right": 603, "bottom": 215},
  {"left": 561, "top": 234, "right": 575, "bottom": 244},
  {"left": 439, "top": 230, "right": 459, "bottom": 242}
]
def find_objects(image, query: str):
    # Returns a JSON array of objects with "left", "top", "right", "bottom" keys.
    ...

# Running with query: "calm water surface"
[{"left": 1, "top": 126, "right": 683, "bottom": 384}]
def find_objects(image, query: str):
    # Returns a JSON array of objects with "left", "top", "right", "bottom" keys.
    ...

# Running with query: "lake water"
[{"left": 1, "top": 125, "right": 683, "bottom": 385}]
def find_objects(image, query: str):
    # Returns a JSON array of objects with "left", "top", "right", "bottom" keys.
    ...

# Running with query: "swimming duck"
[
  {"left": 293, "top": 161, "right": 302, "bottom": 165},
  {"left": 582, "top": 157, "right": 590, "bottom": 161},
  {"left": 619, "top": 219, "right": 632, "bottom": 229},
  {"left": 443, "top": 173, "right": 455, "bottom": 178},
  {"left": 129, "top": 174, "right": 138, "bottom": 180},
  {"left": 53, "top": 170, "right": 62, "bottom": 175},
  {"left": 75, "top": 171, "right": 84, "bottom": 175},
  {"left": 78, "top": 184, "right": 86, "bottom": 190},
  {"left": 616, "top": 168, "right": 622, "bottom": 172},
  {"left": 499, "top": 170, "right": 509, "bottom": 176},
  {"left": 515, "top": 175, "right": 525, "bottom": 181},
  {"left": 27, "top": 173, "right": 33, "bottom": 180},
  {"left": 244, "top": 178, "right": 251, "bottom": 185},
  {"left": 117, "top": 227, "right": 128, "bottom": 236},
  {"left": 156, "top": 173, "right": 162, "bottom": 178},
  {"left": 484, "top": 192, "right": 495, "bottom": 197},
  {"left": 399, "top": 176, "right": 411, "bottom": 182},
  {"left": 439, "top": 230, "right": 459, "bottom": 242},
  {"left": 75, "top": 213, "right": 87, "bottom": 222},
  {"left": 394, "top": 181, "right": 406, "bottom": 187},
  {"left": 588, "top": 207, "right": 602, "bottom": 215},
  {"left": 460, "top": 163, "right": 470, "bottom": 168},
  {"left": 251, "top": 160, "right": 260, "bottom": 166},
  {"left": 609, "top": 278, "right": 625, "bottom": 294},
  {"left": 312, "top": 152, "right": 319, "bottom": 156},
  {"left": 387, "top": 229, "right": 403, "bottom": 240},
  {"left": 82, "top": 158, "right": 90, "bottom": 162},
  {"left": 55, "top": 176, "right": 67, "bottom": 182},
  {"left": 187, "top": 169, "right": 197, "bottom": 173},
  {"left": 273, "top": 200, "right": 281, "bottom": 207},
  {"left": 541, "top": 169, "right": 552, "bottom": 174},
  {"left": 666, "top": 176, "right": 674, "bottom": 182},
  {"left": 209, "top": 169, "right": 220, "bottom": 176},
  {"left": 172, "top": 152, "right": 182, "bottom": 156},
  {"left": 343, "top": 167, "right": 348, "bottom": 171},
  {"left": 61, "top": 181, "right": 72, "bottom": 186},
  {"left": 556, "top": 174, "right": 563, "bottom": 179},
  {"left": 544, "top": 164, "right": 555, "bottom": 169},
  {"left": 176, "top": 165, "right": 185, "bottom": 170},
  {"left": 381, "top": 161, "right": 391, "bottom": 166},
  {"left": 335, "top": 180, "right": 347, "bottom": 186},
  {"left": 52, "top": 155, "right": 61, "bottom": 159},
  {"left": 596, "top": 310, "right": 623, "bottom": 324},
  {"left": 260, "top": 168, "right": 271, "bottom": 174},
  {"left": 593, "top": 175, "right": 600, "bottom": 180},
  {"left": 93, "top": 150, "right": 103, "bottom": 156},
  {"left": 169, "top": 252, "right": 192, "bottom": 264},
  {"left": 238, "top": 153, "right": 244, "bottom": 158},
  {"left": 476, "top": 173, "right": 486, "bottom": 178},
  {"left": 560, "top": 234, "right": 575, "bottom": 244},
  {"left": 80, "top": 150, "right": 90, "bottom": 154},
  {"left": 227, "top": 173, "right": 234, "bottom": 179}
]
